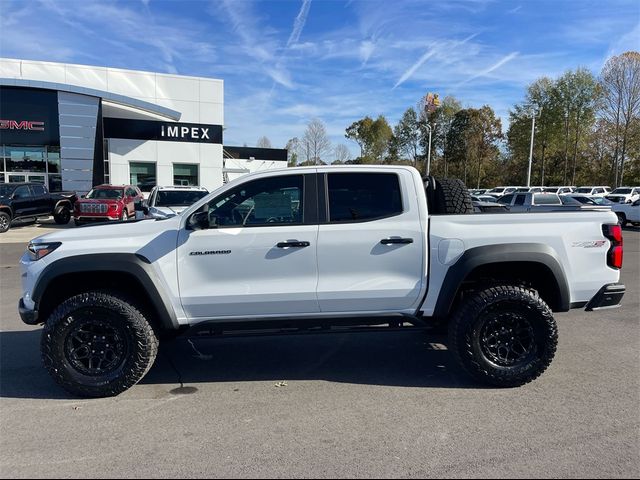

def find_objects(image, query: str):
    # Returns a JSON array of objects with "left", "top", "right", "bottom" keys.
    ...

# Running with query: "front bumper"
[
  {"left": 585, "top": 284, "right": 626, "bottom": 311},
  {"left": 18, "top": 298, "right": 39, "bottom": 325}
]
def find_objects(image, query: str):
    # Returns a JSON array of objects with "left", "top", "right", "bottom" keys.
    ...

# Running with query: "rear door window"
[{"left": 327, "top": 173, "right": 403, "bottom": 223}]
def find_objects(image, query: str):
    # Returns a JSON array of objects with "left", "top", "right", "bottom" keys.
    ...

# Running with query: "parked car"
[
  {"left": 0, "top": 182, "right": 76, "bottom": 233},
  {"left": 19, "top": 166, "right": 625, "bottom": 397},
  {"left": 73, "top": 184, "right": 143, "bottom": 226},
  {"left": 472, "top": 194, "right": 501, "bottom": 203},
  {"left": 472, "top": 200, "right": 509, "bottom": 213},
  {"left": 605, "top": 187, "right": 640, "bottom": 204},
  {"left": 484, "top": 186, "right": 523, "bottom": 197},
  {"left": 469, "top": 189, "right": 488, "bottom": 195},
  {"left": 612, "top": 198, "right": 640, "bottom": 227},
  {"left": 144, "top": 185, "right": 209, "bottom": 219},
  {"left": 543, "top": 186, "right": 576, "bottom": 195},
  {"left": 527, "top": 186, "right": 546, "bottom": 193},
  {"left": 497, "top": 192, "right": 566, "bottom": 212},
  {"left": 575, "top": 186, "right": 612, "bottom": 197},
  {"left": 564, "top": 194, "right": 614, "bottom": 207}
]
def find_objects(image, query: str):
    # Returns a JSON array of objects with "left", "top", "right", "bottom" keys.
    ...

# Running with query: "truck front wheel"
[
  {"left": 0, "top": 212, "right": 10, "bottom": 233},
  {"left": 53, "top": 205, "right": 71, "bottom": 224},
  {"left": 41, "top": 291, "right": 158, "bottom": 397},
  {"left": 448, "top": 285, "right": 557, "bottom": 387}
]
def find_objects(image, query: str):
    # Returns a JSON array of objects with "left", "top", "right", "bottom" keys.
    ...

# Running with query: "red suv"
[{"left": 74, "top": 185, "right": 143, "bottom": 226}]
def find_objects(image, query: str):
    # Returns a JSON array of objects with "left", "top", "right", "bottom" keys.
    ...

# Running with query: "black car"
[{"left": 0, "top": 183, "right": 77, "bottom": 233}]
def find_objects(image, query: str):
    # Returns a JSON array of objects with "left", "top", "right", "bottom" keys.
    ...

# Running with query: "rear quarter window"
[{"left": 327, "top": 173, "right": 403, "bottom": 223}]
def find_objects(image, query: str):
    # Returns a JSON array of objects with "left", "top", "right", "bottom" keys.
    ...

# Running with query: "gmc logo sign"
[
  {"left": 161, "top": 125, "right": 209, "bottom": 140},
  {"left": 0, "top": 120, "right": 45, "bottom": 131}
]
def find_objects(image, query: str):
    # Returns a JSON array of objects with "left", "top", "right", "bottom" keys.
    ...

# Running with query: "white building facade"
[{"left": 0, "top": 59, "right": 284, "bottom": 194}]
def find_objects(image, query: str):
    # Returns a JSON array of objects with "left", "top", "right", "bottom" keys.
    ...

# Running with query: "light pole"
[
  {"left": 425, "top": 123, "right": 434, "bottom": 176},
  {"left": 526, "top": 106, "right": 539, "bottom": 187}
]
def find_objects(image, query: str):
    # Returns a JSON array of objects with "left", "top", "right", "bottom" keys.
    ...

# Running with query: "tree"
[
  {"left": 600, "top": 51, "right": 640, "bottom": 186},
  {"left": 345, "top": 117, "right": 374, "bottom": 159},
  {"left": 285, "top": 137, "right": 299, "bottom": 167},
  {"left": 302, "top": 118, "right": 331, "bottom": 165},
  {"left": 445, "top": 106, "right": 502, "bottom": 187},
  {"left": 418, "top": 94, "right": 462, "bottom": 176},
  {"left": 394, "top": 107, "right": 420, "bottom": 166},
  {"left": 345, "top": 115, "right": 392, "bottom": 163},
  {"left": 333, "top": 144, "right": 351, "bottom": 164},
  {"left": 257, "top": 136, "right": 272, "bottom": 148}
]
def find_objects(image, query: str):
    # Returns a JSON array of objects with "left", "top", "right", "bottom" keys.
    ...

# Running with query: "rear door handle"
[
  {"left": 277, "top": 240, "right": 310, "bottom": 248},
  {"left": 380, "top": 238, "right": 413, "bottom": 245}
]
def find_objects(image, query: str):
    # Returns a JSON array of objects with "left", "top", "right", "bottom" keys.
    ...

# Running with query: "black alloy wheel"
[
  {"left": 64, "top": 310, "right": 130, "bottom": 376},
  {"left": 477, "top": 309, "right": 536, "bottom": 368}
]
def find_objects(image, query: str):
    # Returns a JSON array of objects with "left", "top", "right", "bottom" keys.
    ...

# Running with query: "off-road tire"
[
  {"left": 425, "top": 177, "right": 474, "bottom": 215},
  {"left": 448, "top": 285, "right": 558, "bottom": 387},
  {"left": 53, "top": 205, "right": 71, "bottom": 224},
  {"left": 0, "top": 212, "right": 12, "bottom": 233},
  {"left": 41, "top": 291, "right": 159, "bottom": 397}
]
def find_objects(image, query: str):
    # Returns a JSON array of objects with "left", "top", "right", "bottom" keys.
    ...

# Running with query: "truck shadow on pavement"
[{"left": 0, "top": 329, "right": 479, "bottom": 400}]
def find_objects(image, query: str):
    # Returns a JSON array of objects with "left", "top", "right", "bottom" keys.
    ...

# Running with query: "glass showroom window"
[
  {"left": 173, "top": 164, "right": 199, "bottom": 186},
  {"left": 5, "top": 146, "right": 46, "bottom": 172},
  {"left": 130, "top": 162, "right": 156, "bottom": 192}
]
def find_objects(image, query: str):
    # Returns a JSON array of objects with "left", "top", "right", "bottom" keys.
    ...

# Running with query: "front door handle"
[
  {"left": 380, "top": 237, "right": 413, "bottom": 245},
  {"left": 277, "top": 240, "right": 310, "bottom": 248}
]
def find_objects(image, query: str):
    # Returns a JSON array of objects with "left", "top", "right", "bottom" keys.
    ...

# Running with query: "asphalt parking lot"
[{"left": 0, "top": 219, "right": 638, "bottom": 478}]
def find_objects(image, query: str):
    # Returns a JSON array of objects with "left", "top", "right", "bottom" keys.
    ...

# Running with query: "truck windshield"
[
  {"left": 86, "top": 189, "right": 124, "bottom": 200},
  {"left": 612, "top": 188, "right": 632, "bottom": 194},
  {"left": 576, "top": 188, "right": 592, "bottom": 194},
  {"left": 155, "top": 190, "right": 208, "bottom": 207}
]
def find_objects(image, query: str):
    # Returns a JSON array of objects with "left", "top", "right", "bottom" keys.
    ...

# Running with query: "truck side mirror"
[
  {"left": 187, "top": 211, "right": 210, "bottom": 230},
  {"left": 134, "top": 199, "right": 149, "bottom": 216}
]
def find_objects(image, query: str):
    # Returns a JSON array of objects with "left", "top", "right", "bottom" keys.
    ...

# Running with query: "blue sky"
[{"left": 1, "top": 0, "right": 639, "bottom": 157}]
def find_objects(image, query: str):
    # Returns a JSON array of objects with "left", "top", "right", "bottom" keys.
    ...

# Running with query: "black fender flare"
[
  {"left": 53, "top": 199, "right": 73, "bottom": 211},
  {"left": 431, "top": 243, "right": 571, "bottom": 317},
  {"left": 32, "top": 253, "right": 179, "bottom": 330}
]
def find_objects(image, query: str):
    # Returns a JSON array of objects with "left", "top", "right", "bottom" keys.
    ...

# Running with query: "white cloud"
[
  {"left": 287, "top": 0, "right": 312, "bottom": 47},
  {"left": 457, "top": 51, "right": 520, "bottom": 87}
]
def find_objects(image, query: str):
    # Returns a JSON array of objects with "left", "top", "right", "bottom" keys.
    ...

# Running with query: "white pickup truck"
[
  {"left": 612, "top": 199, "right": 640, "bottom": 227},
  {"left": 19, "top": 166, "right": 626, "bottom": 397}
]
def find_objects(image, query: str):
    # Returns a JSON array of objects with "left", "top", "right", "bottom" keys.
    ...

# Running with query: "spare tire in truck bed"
[{"left": 424, "top": 176, "right": 474, "bottom": 215}]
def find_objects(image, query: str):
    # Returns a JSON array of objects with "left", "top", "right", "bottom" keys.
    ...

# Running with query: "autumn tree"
[
  {"left": 600, "top": 51, "right": 640, "bottom": 186},
  {"left": 285, "top": 137, "right": 299, "bottom": 167},
  {"left": 345, "top": 115, "right": 392, "bottom": 163}
]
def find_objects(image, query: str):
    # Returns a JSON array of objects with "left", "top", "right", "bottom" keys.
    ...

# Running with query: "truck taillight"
[{"left": 603, "top": 224, "right": 623, "bottom": 269}]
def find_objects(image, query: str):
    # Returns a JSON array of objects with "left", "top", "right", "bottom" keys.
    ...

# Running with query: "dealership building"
[{"left": 0, "top": 58, "right": 286, "bottom": 193}]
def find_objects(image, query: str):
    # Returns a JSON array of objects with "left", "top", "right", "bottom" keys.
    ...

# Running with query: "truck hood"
[{"left": 32, "top": 216, "right": 182, "bottom": 252}]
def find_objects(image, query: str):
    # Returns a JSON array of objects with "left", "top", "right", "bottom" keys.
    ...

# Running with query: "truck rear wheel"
[
  {"left": 448, "top": 285, "right": 557, "bottom": 387},
  {"left": 41, "top": 291, "right": 158, "bottom": 397},
  {"left": 425, "top": 177, "right": 474, "bottom": 215}
]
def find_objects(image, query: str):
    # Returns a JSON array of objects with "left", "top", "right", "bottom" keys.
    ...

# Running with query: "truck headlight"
[{"left": 27, "top": 242, "right": 61, "bottom": 261}]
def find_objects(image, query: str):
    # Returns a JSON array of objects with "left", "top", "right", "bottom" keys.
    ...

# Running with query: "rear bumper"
[
  {"left": 585, "top": 284, "right": 626, "bottom": 311},
  {"left": 18, "top": 298, "right": 39, "bottom": 325}
]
